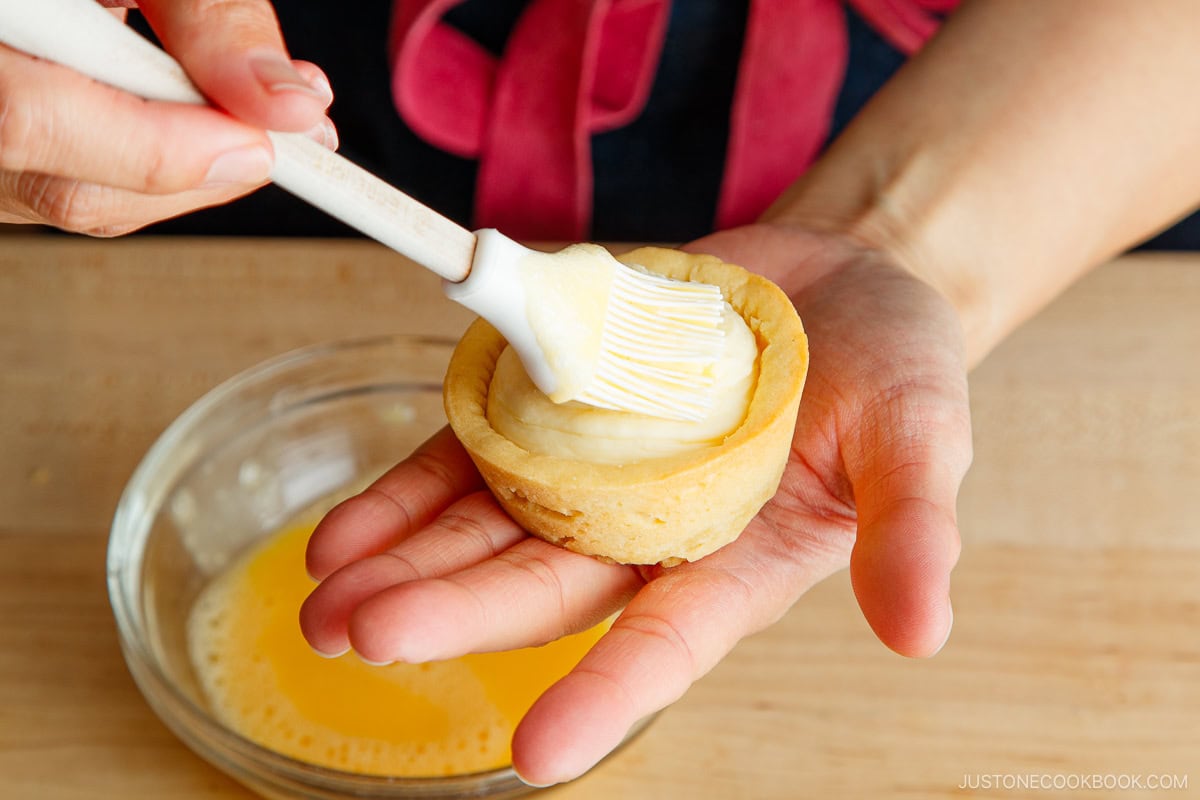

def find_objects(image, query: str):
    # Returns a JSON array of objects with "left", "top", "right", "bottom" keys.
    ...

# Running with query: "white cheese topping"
[
  {"left": 517, "top": 243, "right": 619, "bottom": 403},
  {"left": 487, "top": 302, "right": 758, "bottom": 465}
]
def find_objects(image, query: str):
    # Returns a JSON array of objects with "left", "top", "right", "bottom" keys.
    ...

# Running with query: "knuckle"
[
  {"left": 406, "top": 448, "right": 465, "bottom": 496},
  {"left": 135, "top": 140, "right": 178, "bottom": 194},
  {"left": 435, "top": 508, "right": 493, "bottom": 549},
  {"left": 125, "top": 104, "right": 199, "bottom": 194},
  {"left": 18, "top": 173, "right": 109, "bottom": 232},
  {"left": 497, "top": 548, "right": 569, "bottom": 620},
  {"left": 0, "top": 62, "right": 196, "bottom": 196},
  {"left": 359, "top": 484, "right": 415, "bottom": 521},
  {"left": 618, "top": 612, "right": 697, "bottom": 674},
  {"left": 503, "top": 550, "right": 562, "bottom": 592}
]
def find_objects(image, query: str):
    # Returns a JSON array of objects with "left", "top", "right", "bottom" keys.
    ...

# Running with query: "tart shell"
[{"left": 443, "top": 246, "right": 808, "bottom": 565}]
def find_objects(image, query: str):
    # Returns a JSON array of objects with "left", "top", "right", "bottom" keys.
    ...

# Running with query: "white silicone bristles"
[{"left": 578, "top": 263, "right": 726, "bottom": 421}]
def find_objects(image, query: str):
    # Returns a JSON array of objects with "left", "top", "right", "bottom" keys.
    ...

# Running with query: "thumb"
[
  {"left": 138, "top": 0, "right": 332, "bottom": 131},
  {"left": 848, "top": 396, "right": 971, "bottom": 658},
  {"left": 851, "top": 484, "right": 960, "bottom": 657}
]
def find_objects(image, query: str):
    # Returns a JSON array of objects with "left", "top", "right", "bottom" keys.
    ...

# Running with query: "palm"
[{"left": 299, "top": 224, "right": 971, "bottom": 786}]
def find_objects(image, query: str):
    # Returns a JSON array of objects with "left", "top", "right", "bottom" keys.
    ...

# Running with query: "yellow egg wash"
[{"left": 187, "top": 521, "right": 608, "bottom": 776}]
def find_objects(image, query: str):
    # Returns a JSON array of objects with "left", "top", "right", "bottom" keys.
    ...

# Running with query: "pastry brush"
[{"left": 0, "top": 0, "right": 726, "bottom": 421}]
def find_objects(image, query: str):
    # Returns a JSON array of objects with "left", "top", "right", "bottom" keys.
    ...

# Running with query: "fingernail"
[
  {"left": 513, "top": 768, "right": 556, "bottom": 789},
  {"left": 307, "top": 71, "right": 334, "bottom": 105},
  {"left": 303, "top": 118, "right": 339, "bottom": 150},
  {"left": 202, "top": 146, "right": 273, "bottom": 187},
  {"left": 250, "top": 52, "right": 327, "bottom": 99},
  {"left": 933, "top": 598, "right": 954, "bottom": 655},
  {"left": 311, "top": 645, "right": 350, "bottom": 659},
  {"left": 357, "top": 653, "right": 395, "bottom": 667}
]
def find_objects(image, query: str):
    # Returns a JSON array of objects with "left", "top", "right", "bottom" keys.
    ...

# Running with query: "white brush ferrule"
[{"left": 443, "top": 229, "right": 560, "bottom": 397}]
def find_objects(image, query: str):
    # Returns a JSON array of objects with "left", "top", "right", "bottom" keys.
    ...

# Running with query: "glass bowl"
[{"left": 107, "top": 335, "right": 648, "bottom": 799}]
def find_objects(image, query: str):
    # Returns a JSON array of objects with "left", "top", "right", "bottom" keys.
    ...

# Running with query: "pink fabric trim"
[
  {"left": 390, "top": 0, "right": 494, "bottom": 157},
  {"left": 591, "top": 1, "right": 671, "bottom": 131},
  {"left": 390, "top": 0, "right": 669, "bottom": 239},
  {"left": 390, "top": 0, "right": 958, "bottom": 239},
  {"left": 846, "top": 0, "right": 955, "bottom": 55},
  {"left": 474, "top": 0, "right": 599, "bottom": 239},
  {"left": 717, "top": 0, "right": 847, "bottom": 229}
]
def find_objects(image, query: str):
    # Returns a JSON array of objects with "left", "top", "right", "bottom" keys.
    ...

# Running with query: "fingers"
[
  {"left": 0, "top": 45, "right": 274, "bottom": 194},
  {"left": 138, "top": 0, "right": 332, "bottom": 131},
  {"left": 0, "top": 109, "right": 334, "bottom": 232},
  {"left": 300, "top": 490, "right": 530, "bottom": 657},
  {"left": 301, "top": 481, "right": 640, "bottom": 661},
  {"left": 510, "top": 515, "right": 850, "bottom": 786},
  {"left": 290, "top": 61, "right": 339, "bottom": 149},
  {"left": 847, "top": 380, "right": 972, "bottom": 657},
  {"left": 305, "top": 427, "right": 485, "bottom": 581},
  {"left": 0, "top": 72, "right": 335, "bottom": 232},
  {"left": 343, "top": 536, "right": 641, "bottom": 665},
  {"left": 0, "top": 3, "right": 337, "bottom": 233},
  {"left": 851, "top": 488, "right": 961, "bottom": 657},
  {"left": 788, "top": 257, "right": 972, "bottom": 658},
  {"left": 0, "top": 171, "right": 259, "bottom": 234}
]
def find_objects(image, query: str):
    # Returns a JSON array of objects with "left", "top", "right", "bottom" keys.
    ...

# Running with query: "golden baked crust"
[{"left": 443, "top": 247, "right": 808, "bottom": 565}]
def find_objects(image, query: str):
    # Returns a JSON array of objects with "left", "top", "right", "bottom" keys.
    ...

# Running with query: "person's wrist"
[{"left": 759, "top": 188, "right": 994, "bottom": 369}]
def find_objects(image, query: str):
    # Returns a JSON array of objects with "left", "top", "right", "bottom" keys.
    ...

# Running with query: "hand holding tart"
[{"left": 443, "top": 246, "right": 808, "bottom": 565}]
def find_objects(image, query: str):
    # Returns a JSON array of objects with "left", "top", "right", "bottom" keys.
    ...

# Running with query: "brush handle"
[{"left": 0, "top": 0, "right": 476, "bottom": 282}]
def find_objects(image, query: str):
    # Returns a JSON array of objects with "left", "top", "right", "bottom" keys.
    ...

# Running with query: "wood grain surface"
[{"left": 1, "top": 236, "right": 1197, "bottom": 799}]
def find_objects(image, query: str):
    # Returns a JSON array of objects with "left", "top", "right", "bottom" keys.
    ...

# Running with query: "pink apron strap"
[
  {"left": 716, "top": 0, "right": 847, "bottom": 229},
  {"left": 390, "top": 0, "right": 957, "bottom": 238},
  {"left": 389, "top": 0, "right": 496, "bottom": 158},
  {"left": 846, "top": 0, "right": 959, "bottom": 54},
  {"left": 478, "top": 0, "right": 672, "bottom": 239},
  {"left": 390, "top": 0, "right": 669, "bottom": 240},
  {"left": 717, "top": 0, "right": 957, "bottom": 228}
]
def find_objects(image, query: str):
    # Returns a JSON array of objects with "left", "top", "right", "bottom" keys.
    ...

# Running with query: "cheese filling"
[
  {"left": 486, "top": 302, "right": 758, "bottom": 465},
  {"left": 518, "top": 243, "right": 616, "bottom": 404}
]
